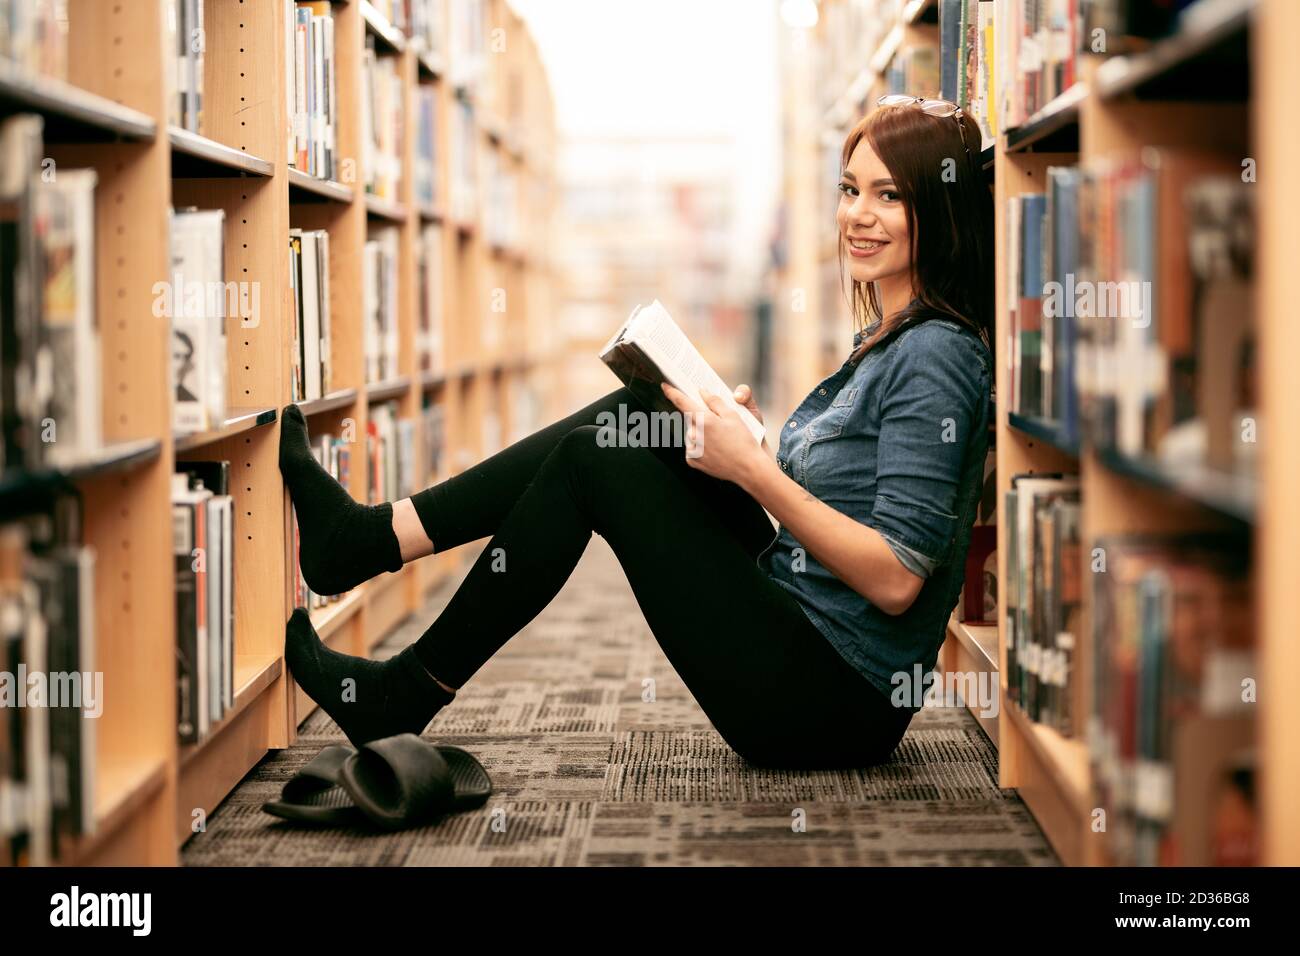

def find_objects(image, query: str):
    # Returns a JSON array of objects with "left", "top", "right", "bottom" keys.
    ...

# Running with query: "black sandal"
[
  {"left": 262, "top": 744, "right": 364, "bottom": 826},
  {"left": 338, "top": 733, "right": 493, "bottom": 831}
]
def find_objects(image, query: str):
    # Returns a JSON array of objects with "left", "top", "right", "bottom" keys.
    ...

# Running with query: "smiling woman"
[
  {"left": 837, "top": 97, "right": 995, "bottom": 365},
  {"left": 279, "top": 93, "right": 994, "bottom": 773}
]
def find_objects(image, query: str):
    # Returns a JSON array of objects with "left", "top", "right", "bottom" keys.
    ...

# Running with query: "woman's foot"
[
  {"left": 279, "top": 403, "right": 405, "bottom": 595},
  {"left": 285, "top": 608, "right": 456, "bottom": 748}
]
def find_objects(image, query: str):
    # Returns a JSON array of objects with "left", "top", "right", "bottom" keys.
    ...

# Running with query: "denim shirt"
[{"left": 757, "top": 313, "right": 992, "bottom": 710}]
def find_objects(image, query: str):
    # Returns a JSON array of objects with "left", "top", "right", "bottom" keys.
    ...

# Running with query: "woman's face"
[{"left": 836, "top": 137, "right": 912, "bottom": 291}]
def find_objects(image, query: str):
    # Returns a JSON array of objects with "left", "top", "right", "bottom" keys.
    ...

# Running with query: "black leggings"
[{"left": 408, "top": 387, "right": 914, "bottom": 768}]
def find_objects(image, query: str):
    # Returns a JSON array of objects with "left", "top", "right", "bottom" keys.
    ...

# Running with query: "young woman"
[{"left": 280, "top": 96, "right": 993, "bottom": 770}]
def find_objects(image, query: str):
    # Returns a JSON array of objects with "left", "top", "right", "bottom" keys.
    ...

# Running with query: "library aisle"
[
  {"left": 1, "top": 0, "right": 1297, "bottom": 882},
  {"left": 183, "top": 536, "right": 1057, "bottom": 865}
]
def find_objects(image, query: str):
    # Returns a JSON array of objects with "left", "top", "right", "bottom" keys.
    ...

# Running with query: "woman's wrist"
[{"left": 738, "top": 449, "right": 779, "bottom": 499}]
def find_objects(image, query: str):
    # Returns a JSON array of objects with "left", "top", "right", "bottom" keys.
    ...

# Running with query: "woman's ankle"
[{"left": 392, "top": 497, "right": 436, "bottom": 563}]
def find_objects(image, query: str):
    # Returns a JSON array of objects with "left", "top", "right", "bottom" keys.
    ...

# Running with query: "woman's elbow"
[{"left": 876, "top": 567, "right": 925, "bottom": 616}]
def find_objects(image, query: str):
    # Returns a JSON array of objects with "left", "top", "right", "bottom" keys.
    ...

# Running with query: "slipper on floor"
[
  {"left": 262, "top": 744, "right": 364, "bottom": 826},
  {"left": 338, "top": 733, "right": 493, "bottom": 831}
]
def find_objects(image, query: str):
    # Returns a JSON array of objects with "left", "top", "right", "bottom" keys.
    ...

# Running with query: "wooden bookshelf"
[
  {"left": 787, "top": 0, "right": 1293, "bottom": 866},
  {"left": 1, "top": 0, "right": 555, "bottom": 865}
]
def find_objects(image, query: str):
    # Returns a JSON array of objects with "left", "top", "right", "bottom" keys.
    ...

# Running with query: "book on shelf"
[
  {"left": 289, "top": 227, "right": 332, "bottom": 402},
  {"left": 416, "top": 222, "right": 444, "bottom": 374},
  {"left": 1183, "top": 176, "right": 1256, "bottom": 478},
  {"left": 885, "top": 44, "right": 940, "bottom": 100},
  {"left": 1004, "top": 472, "right": 1081, "bottom": 737},
  {"left": 414, "top": 84, "right": 439, "bottom": 210},
  {"left": 481, "top": 390, "right": 501, "bottom": 457},
  {"left": 599, "top": 299, "right": 765, "bottom": 446},
  {"left": 421, "top": 398, "right": 445, "bottom": 482},
  {"left": 35, "top": 168, "right": 100, "bottom": 469},
  {"left": 176, "top": 461, "right": 235, "bottom": 718},
  {"left": 955, "top": 441, "right": 997, "bottom": 625},
  {"left": 448, "top": 0, "right": 486, "bottom": 93},
  {"left": 0, "top": 0, "right": 69, "bottom": 83},
  {"left": 0, "top": 114, "right": 102, "bottom": 473},
  {"left": 162, "top": 0, "right": 206, "bottom": 133},
  {"left": 363, "top": 225, "right": 400, "bottom": 384},
  {"left": 483, "top": 146, "right": 519, "bottom": 252},
  {"left": 937, "top": 0, "right": 996, "bottom": 148},
  {"left": 450, "top": 96, "right": 477, "bottom": 224},
  {"left": 995, "top": 0, "right": 1078, "bottom": 132},
  {"left": 1089, "top": 533, "right": 1256, "bottom": 865},
  {"left": 287, "top": 1, "right": 338, "bottom": 180},
  {"left": 369, "top": 0, "right": 410, "bottom": 34},
  {"left": 1, "top": 506, "right": 98, "bottom": 863},
  {"left": 169, "top": 207, "right": 227, "bottom": 436},
  {"left": 409, "top": 0, "right": 446, "bottom": 60},
  {"left": 362, "top": 34, "right": 403, "bottom": 201},
  {"left": 367, "top": 401, "right": 416, "bottom": 506},
  {"left": 1075, "top": 150, "right": 1250, "bottom": 469},
  {"left": 0, "top": 523, "right": 50, "bottom": 865},
  {"left": 508, "top": 377, "right": 540, "bottom": 445},
  {"left": 171, "top": 461, "right": 235, "bottom": 744}
]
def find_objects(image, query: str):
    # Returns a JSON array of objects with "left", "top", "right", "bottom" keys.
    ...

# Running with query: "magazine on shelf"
[{"left": 599, "top": 299, "right": 764, "bottom": 445}]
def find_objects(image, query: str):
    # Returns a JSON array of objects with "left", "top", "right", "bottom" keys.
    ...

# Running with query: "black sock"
[
  {"left": 279, "top": 403, "right": 404, "bottom": 596},
  {"left": 285, "top": 608, "right": 456, "bottom": 748}
]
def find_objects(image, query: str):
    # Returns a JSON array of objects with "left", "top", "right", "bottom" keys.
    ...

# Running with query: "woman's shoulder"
[{"left": 888, "top": 310, "right": 991, "bottom": 369}]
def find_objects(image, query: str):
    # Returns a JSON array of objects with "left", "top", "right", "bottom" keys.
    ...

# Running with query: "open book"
[{"left": 599, "top": 299, "right": 765, "bottom": 445}]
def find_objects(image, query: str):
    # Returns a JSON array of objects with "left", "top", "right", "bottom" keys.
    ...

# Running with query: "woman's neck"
[{"left": 875, "top": 274, "right": 914, "bottom": 323}]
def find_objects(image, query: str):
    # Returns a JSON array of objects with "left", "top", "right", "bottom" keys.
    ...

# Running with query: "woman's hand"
[
  {"left": 732, "top": 383, "right": 772, "bottom": 455},
  {"left": 661, "top": 382, "right": 773, "bottom": 490}
]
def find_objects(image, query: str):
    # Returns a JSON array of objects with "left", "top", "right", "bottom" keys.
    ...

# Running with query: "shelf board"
[
  {"left": 503, "top": 131, "right": 523, "bottom": 162},
  {"left": 0, "top": 57, "right": 157, "bottom": 142},
  {"left": 903, "top": 0, "right": 938, "bottom": 25},
  {"left": 178, "top": 654, "right": 283, "bottom": 769},
  {"left": 366, "top": 375, "right": 412, "bottom": 402},
  {"left": 419, "top": 368, "right": 447, "bottom": 389},
  {"left": 417, "top": 202, "right": 444, "bottom": 223},
  {"left": 480, "top": 112, "right": 505, "bottom": 145},
  {"left": 174, "top": 406, "right": 277, "bottom": 453},
  {"left": 1096, "top": 0, "right": 1255, "bottom": 101},
  {"left": 310, "top": 587, "right": 365, "bottom": 640},
  {"left": 417, "top": 49, "right": 445, "bottom": 80},
  {"left": 64, "top": 755, "right": 169, "bottom": 863},
  {"left": 169, "top": 127, "right": 274, "bottom": 178},
  {"left": 998, "top": 697, "right": 1092, "bottom": 853},
  {"left": 1095, "top": 446, "right": 1255, "bottom": 524},
  {"left": 361, "top": 0, "right": 407, "bottom": 53},
  {"left": 296, "top": 387, "right": 359, "bottom": 416},
  {"left": 947, "top": 616, "right": 998, "bottom": 673},
  {"left": 1007, "top": 412, "right": 1080, "bottom": 457},
  {"left": 1006, "top": 702, "right": 1090, "bottom": 801},
  {"left": 0, "top": 438, "right": 163, "bottom": 515},
  {"left": 364, "top": 192, "right": 407, "bottom": 222},
  {"left": 1004, "top": 83, "right": 1087, "bottom": 153},
  {"left": 288, "top": 167, "right": 354, "bottom": 203}
]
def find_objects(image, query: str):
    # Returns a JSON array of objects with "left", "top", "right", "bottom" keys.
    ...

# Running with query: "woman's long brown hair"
[{"left": 840, "top": 103, "right": 995, "bottom": 367}]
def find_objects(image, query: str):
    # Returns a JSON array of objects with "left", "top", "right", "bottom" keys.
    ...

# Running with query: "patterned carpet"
[{"left": 182, "top": 538, "right": 1059, "bottom": 866}]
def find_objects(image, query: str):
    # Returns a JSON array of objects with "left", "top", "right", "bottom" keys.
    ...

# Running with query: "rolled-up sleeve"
[{"left": 867, "top": 323, "right": 988, "bottom": 579}]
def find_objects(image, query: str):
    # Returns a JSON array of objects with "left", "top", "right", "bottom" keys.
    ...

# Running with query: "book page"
[{"left": 633, "top": 300, "right": 764, "bottom": 442}]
